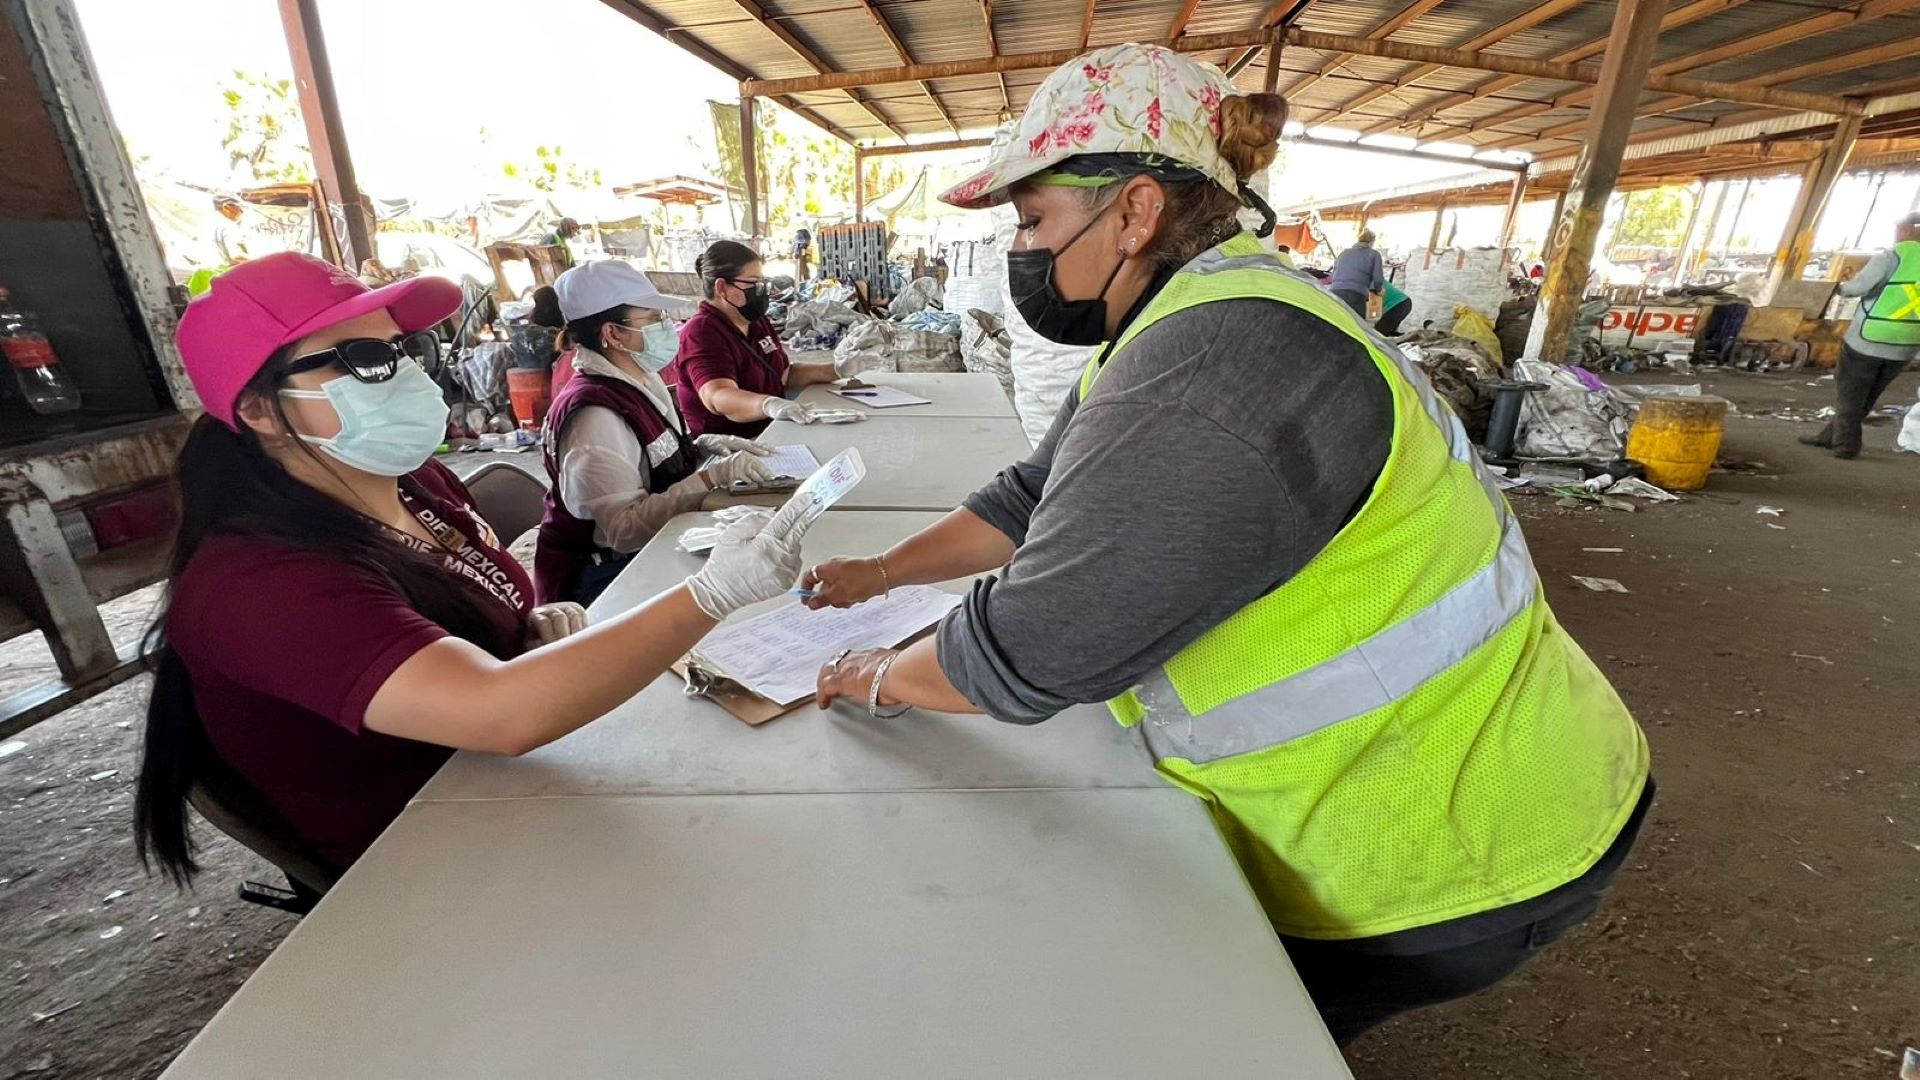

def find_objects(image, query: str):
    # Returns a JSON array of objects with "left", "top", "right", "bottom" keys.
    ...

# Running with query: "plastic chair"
[
  {"left": 188, "top": 759, "right": 340, "bottom": 915},
  {"left": 463, "top": 460, "right": 549, "bottom": 549}
]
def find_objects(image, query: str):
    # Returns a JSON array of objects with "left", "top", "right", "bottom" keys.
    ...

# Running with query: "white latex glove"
[
  {"left": 685, "top": 506, "right": 806, "bottom": 619},
  {"left": 702, "top": 451, "right": 776, "bottom": 490},
  {"left": 833, "top": 351, "right": 877, "bottom": 378},
  {"left": 524, "top": 602, "right": 588, "bottom": 648},
  {"left": 695, "top": 434, "right": 773, "bottom": 457},
  {"left": 762, "top": 396, "right": 819, "bottom": 424}
]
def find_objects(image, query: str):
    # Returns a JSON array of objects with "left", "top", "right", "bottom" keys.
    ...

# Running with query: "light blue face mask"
[
  {"left": 620, "top": 320, "right": 680, "bottom": 373},
  {"left": 280, "top": 360, "right": 450, "bottom": 476}
]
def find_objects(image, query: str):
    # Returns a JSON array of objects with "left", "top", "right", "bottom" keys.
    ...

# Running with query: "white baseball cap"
[{"left": 554, "top": 260, "right": 670, "bottom": 321}]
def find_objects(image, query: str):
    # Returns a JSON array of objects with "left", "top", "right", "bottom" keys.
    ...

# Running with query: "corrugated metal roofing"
[{"left": 606, "top": 0, "right": 1920, "bottom": 170}]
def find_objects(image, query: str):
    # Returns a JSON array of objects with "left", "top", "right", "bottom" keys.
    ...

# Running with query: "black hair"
[
  {"left": 695, "top": 240, "right": 761, "bottom": 299},
  {"left": 530, "top": 285, "right": 565, "bottom": 329},
  {"left": 134, "top": 347, "right": 513, "bottom": 886},
  {"left": 558, "top": 304, "right": 636, "bottom": 354}
]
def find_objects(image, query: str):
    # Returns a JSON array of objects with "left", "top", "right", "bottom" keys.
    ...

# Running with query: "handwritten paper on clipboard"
[
  {"left": 678, "top": 587, "right": 962, "bottom": 725},
  {"left": 831, "top": 385, "right": 932, "bottom": 409}
]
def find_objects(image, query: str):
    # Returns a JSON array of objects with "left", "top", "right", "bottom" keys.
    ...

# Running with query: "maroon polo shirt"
[
  {"left": 167, "top": 460, "right": 532, "bottom": 871},
  {"left": 670, "top": 301, "right": 791, "bottom": 438}
]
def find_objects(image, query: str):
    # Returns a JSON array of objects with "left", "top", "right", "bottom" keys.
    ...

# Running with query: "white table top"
[
  {"left": 416, "top": 510, "right": 1158, "bottom": 801},
  {"left": 164, "top": 789, "right": 1350, "bottom": 1080},
  {"left": 797, "top": 371, "right": 1016, "bottom": 419},
  {"left": 711, "top": 414, "right": 1032, "bottom": 513}
]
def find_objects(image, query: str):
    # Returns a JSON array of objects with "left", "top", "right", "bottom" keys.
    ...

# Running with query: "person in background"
[
  {"left": 1274, "top": 243, "right": 1296, "bottom": 270},
  {"left": 806, "top": 44, "right": 1649, "bottom": 1047},
  {"left": 547, "top": 217, "right": 582, "bottom": 265},
  {"left": 1376, "top": 279, "right": 1413, "bottom": 336},
  {"left": 792, "top": 226, "right": 813, "bottom": 281},
  {"left": 135, "top": 253, "right": 804, "bottom": 887},
  {"left": 671, "top": 239, "right": 842, "bottom": 437},
  {"left": 532, "top": 285, "right": 578, "bottom": 401},
  {"left": 1329, "top": 228, "right": 1385, "bottom": 319},
  {"left": 1802, "top": 212, "right": 1920, "bottom": 459},
  {"left": 535, "top": 261, "right": 775, "bottom": 605}
]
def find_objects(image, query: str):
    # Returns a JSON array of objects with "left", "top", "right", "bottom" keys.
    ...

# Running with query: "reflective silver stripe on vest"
[
  {"left": 645, "top": 429, "right": 682, "bottom": 467},
  {"left": 1136, "top": 516, "right": 1539, "bottom": 765}
]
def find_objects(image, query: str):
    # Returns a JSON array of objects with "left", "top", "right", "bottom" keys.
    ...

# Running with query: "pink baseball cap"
[{"left": 175, "top": 252, "right": 463, "bottom": 427}]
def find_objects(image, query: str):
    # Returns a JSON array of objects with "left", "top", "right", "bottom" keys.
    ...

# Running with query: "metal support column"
[
  {"left": 277, "top": 0, "right": 372, "bottom": 268},
  {"left": 1524, "top": 0, "right": 1665, "bottom": 364},
  {"left": 1763, "top": 111, "right": 1864, "bottom": 300},
  {"left": 1428, "top": 199, "right": 1449, "bottom": 253},
  {"left": 853, "top": 148, "right": 866, "bottom": 221},
  {"left": 1497, "top": 172, "right": 1528, "bottom": 252},
  {"left": 740, "top": 95, "right": 761, "bottom": 243},
  {"left": 1677, "top": 179, "right": 1725, "bottom": 284}
]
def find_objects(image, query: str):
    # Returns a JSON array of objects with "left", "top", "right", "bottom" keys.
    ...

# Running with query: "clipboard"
[{"left": 672, "top": 622, "right": 943, "bottom": 727}]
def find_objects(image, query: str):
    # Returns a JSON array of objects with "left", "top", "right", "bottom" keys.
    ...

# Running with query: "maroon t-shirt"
[
  {"left": 167, "top": 460, "right": 532, "bottom": 871},
  {"left": 670, "top": 301, "right": 791, "bottom": 439}
]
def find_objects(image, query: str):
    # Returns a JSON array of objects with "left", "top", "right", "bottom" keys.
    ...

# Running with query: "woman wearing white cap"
[
  {"left": 533, "top": 260, "right": 777, "bottom": 605},
  {"left": 809, "top": 44, "right": 1651, "bottom": 1044}
]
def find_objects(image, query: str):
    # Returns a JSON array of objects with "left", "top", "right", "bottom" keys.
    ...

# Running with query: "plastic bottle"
[{"left": 0, "top": 286, "right": 81, "bottom": 414}]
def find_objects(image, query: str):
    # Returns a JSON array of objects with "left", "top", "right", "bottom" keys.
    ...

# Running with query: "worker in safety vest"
[
  {"left": 805, "top": 44, "right": 1652, "bottom": 1046},
  {"left": 1802, "top": 212, "right": 1920, "bottom": 458}
]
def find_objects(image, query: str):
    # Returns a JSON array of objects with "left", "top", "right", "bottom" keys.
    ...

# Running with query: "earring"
[{"left": 1127, "top": 237, "right": 1137, "bottom": 248}]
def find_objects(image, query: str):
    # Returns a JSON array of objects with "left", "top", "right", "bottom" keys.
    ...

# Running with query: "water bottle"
[{"left": 0, "top": 286, "right": 81, "bottom": 414}]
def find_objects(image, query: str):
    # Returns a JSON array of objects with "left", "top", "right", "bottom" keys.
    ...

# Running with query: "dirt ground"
[{"left": 2, "top": 367, "right": 1916, "bottom": 1079}]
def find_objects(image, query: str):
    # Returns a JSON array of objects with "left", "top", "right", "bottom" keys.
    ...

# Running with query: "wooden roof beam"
[
  {"left": 1080, "top": 0, "right": 1096, "bottom": 50},
  {"left": 597, "top": 0, "right": 858, "bottom": 143},
  {"left": 852, "top": 0, "right": 960, "bottom": 137},
  {"left": 1223, "top": 0, "right": 1315, "bottom": 80},
  {"left": 741, "top": 26, "right": 1858, "bottom": 118},
  {"left": 723, "top": 0, "right": 906, "bottom": 139},
  {"left": 982, "top": 0, "right": 1011, "bottom": 120},
  {"left": 1464, "top": 0, "right": 1920, "bottom": 140},
  {"left": 1165, "top": 0, "right": 1204, "bottom": 45},
  {"left": 1384, "top": 0, "right": 1754, "bottom": 137},
  {"left": 1316, "top": 0, "right": 1588, "bottom": 129},
  {"left": 1282, "top": 0, "right": 1447, "bottom": 101}
]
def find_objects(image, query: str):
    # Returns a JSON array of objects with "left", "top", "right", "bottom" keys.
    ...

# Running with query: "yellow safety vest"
[
  {"left": 1080, "top": 233, "right": 1650, "bottom": 940},
  {"left": 1861, "top": 240, "right": 1920, "bottom": 347}
]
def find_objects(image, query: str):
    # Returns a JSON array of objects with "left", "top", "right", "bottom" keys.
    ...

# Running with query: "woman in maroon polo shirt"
[
  {"left": 671, "top": 240, "right": 841, "bottom": 437},
  {"left": 135, "top": 253, "right": 805, "bottom": 886}
]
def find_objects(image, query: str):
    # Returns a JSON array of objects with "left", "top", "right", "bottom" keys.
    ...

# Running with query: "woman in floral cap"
[{"left": 809, "top": 43, "right": 1650, "bottom": 1046}]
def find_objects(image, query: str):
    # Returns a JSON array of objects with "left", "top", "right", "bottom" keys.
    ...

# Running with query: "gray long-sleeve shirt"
[
  {"left": 1329, "top": 243, "right": 1385, "bottom": 296},
  {"left": 936, "top": 296, "right": 1394, "bottom": 725},
  {"left": 1838, "top": 246, "right": 1919, "bottom": 363}
]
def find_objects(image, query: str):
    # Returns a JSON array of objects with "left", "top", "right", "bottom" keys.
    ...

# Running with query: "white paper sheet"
[
  {"left": 832, "top": 385, "right": 933, "bottom": 409},
  {"left": 690, "top": 585, "right": 963, "bottom": 705},
  {"left": 762, "top": 444, "right": 822, "bottom": 479}
]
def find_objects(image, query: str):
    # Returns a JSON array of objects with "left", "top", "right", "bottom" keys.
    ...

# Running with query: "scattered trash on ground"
[
  {"left": 87, "top": 769, "right": 116, "bottom": 781},
  {"left": 31, "top": 1002, "right": 80, "bottom": 1023},
  {"left": 1789, "top": 652, "right": 1834, "bottom": 665},
  {"left": 1571, "top": 576, "right": 1630, "bottom": 593},
  {"left": 1582, "top": 547, "right": 1625, "bottom": 553},
  {"left": 98, "top": 925, "right": 123, "bottom": 940},
  {"left": 0, "top": 739, "right": 27, "bottom": 759},
  {"left": 1901, "top": 1045, "right": 1919, "bottom": 1080},
  {"left": 102, "top": 888, "right": 126, "bottom": 903},
  {"left": 1756, "top": 506, "right": 1785, "bottom": 516}
]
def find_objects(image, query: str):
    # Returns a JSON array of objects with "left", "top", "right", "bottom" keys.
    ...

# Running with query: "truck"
[{"left": 1, "top": 0, "right": 201, "bottom": 737}]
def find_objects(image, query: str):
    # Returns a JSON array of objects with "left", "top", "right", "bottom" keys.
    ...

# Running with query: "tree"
[
  {"left": 708, "top": 100, "right": 859, "bottom": 230},
  {"left": 219, "top": 71, "right": 314, "bottom": 185},
  {"left": 1614, "top": 186, "right": 1690, "bottom": 248},
  {"left": 501, "top": 144, "right": 603, "bottom": 194}
]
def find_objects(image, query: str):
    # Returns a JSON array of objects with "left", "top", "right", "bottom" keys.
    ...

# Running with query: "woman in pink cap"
[{"left": 135, "top": 253, "right": 804, "bottom": 892}]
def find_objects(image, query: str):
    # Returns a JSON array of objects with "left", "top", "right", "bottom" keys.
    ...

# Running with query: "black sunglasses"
[{"left": 287, "top": 330, "right": 442, "bottom": 383}]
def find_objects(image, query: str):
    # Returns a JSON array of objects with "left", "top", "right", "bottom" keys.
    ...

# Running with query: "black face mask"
[
  {"left": 1007, "top": 207, "right": 1125, "bottom": 347},
  {"left": 729, "top": 281, "right": 771, "bottom": 323}
]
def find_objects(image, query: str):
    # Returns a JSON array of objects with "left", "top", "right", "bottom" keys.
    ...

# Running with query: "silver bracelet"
[{"left": 867, "top": 651, "right": 911, "bottom": 719}]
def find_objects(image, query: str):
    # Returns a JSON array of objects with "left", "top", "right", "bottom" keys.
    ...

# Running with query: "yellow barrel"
[{"left": 1626, "top": 394, "right": 1729, "bottom": 491}]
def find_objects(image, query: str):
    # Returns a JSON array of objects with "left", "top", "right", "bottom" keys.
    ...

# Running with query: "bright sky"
[{"left": 74, "top": 0, "right": 736, "bottom": 204}]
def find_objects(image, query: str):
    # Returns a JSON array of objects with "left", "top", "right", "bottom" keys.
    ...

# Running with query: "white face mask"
[
  {"left": 280, "top": 361, "right": 450, "bottom": 476},
  {"left": 617, "top": 320, "right": 679, "bottom": 373}
]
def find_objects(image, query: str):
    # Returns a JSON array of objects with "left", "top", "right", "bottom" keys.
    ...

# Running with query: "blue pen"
[{"left": 791, "top": 587, "right": 817, "bottom": 598}]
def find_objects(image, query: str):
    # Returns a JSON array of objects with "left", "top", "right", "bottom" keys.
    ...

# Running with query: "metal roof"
[{"left": 604, "top": 0, "right": 1920, "bottom": 166}]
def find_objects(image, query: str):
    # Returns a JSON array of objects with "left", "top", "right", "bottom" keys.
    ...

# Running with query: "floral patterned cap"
[{"left": 940, "top": 43, "right": 1241, "bottom": 210}]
